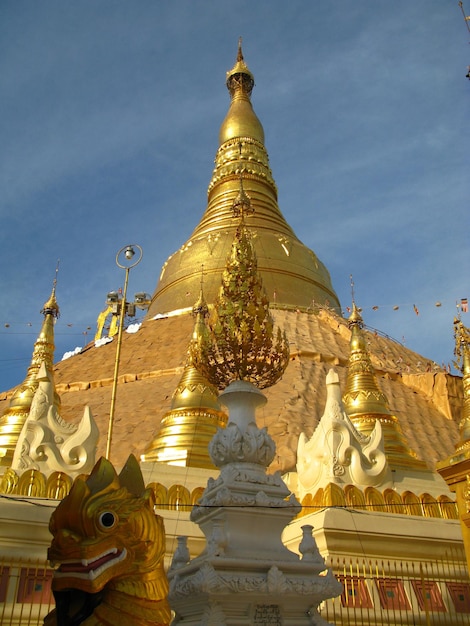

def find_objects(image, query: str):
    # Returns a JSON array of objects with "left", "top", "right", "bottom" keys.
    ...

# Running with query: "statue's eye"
[{"left": 98, "top": 511, "right": 117, "bottom": 529}]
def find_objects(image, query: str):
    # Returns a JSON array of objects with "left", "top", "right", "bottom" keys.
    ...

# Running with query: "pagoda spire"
[
  {"left": 342, "top": 303, "right": 427, "bottom": 470},
  {"left": 0, "top": 281, "right": 60, "bottom": 466},
  {"left": 148, "top": 41, "right": 340, "bottom": 317},
  {"left": 218, "top": 37, "right": 263, "bottom": 145},
  {"left": 142, "top": 286, "right": 227, "bottom": 468}
]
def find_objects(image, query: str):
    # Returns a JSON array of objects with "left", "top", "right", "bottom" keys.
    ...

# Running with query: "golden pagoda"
[
  {"left": 0, "top": 284, "right": 60, "bottom": 466},
  {"left": 0, "top": 42, "right": 468, "bottom": 626},
  {"left": 343, "top": 303, "right": 427, "bottom": 470},
  {"left": 0, "top": 43, "right": 464, "bottom": 479},
  {"left": 142, "top": 291, "right": 227, "bottom": 468},
  {"left": 149, "top": 39, "right": 340, "bottom": 316}
]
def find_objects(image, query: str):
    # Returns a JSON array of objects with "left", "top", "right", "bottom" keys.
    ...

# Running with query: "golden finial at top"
[
  {"left": 41, "top": 260, "right": 60, "bottom": 318},
  {"left": 348, "top": 300, "right": 363, "bottom": 328},
  {"left": 226, "top": 37, "right": 254, "bottom": 97}
]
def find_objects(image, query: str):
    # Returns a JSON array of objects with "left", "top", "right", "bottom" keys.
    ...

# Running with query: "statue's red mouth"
[{"left": 55, "top": 548, "right": 127, "bottom": 580}]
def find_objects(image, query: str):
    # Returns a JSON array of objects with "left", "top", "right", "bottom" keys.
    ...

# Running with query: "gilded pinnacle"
[
  {"left": 41, "top": 284, "right": 60, "bottom": 318},
  {"left": 0, "top": 283, "right": 60, "bottom": 466},
  {"left": 143, "top": 290, "right": 227, "bottom": 468},
  {"left": 232, "top": 172, "right": 254, "bottom": 219},
  {"left": 191, "top": 215, "right": 290, "bottom": 390},
  {"left": 343, "top": 303, "right": 426, "bottom": 470},
  {"left": 226, "top": 38, "right": 254, "bottom": 98},
  {"left": 148, "top": 42, "right": 341, "bottom": 315}
]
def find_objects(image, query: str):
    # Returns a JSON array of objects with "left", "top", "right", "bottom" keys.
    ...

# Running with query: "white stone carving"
[
  {"left": 296, "top": 369, "right": 392, "bottom": 498},
  {"left": 169, "top": 380, "right": 341, "bottom": 625},
  {"left": 11, "top": 361, "right": 98, "bottom": 477},
  {"left": 200, "top": 602, "right": 226, "bottom": 626}
]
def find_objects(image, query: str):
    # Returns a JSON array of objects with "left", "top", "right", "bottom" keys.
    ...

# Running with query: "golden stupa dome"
[{"left": 147, "top": 42, "right": 340, "bottom": 318}]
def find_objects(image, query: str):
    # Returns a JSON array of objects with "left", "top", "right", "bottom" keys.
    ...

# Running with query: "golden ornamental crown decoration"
[
  {"left": 41, "top": 262, "right": 60, "bottom": 318},
  {"left": 191, "top": 178, "right": 290, "bottom": 390},
  {"left": 226, "top": 37, "right": 254, "bottom": 98}
]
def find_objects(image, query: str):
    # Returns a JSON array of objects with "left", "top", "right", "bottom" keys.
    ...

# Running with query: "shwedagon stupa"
[
  {"left": 0, "top": 41, "right": 469, "bottom": 625},
  {"left": 0, "top": 42, "right": 462, "bottom": 477}
]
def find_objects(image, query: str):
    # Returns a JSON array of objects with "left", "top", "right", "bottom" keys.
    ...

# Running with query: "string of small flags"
[
  {"left": 0, "top": 300, "right": 467, "bottom": 332},
  {"left": 344, "top": 298, "right": 468, "bottom": 316},
  {"left": 1, "top": 314, "right": 148, "bottom": 336}
]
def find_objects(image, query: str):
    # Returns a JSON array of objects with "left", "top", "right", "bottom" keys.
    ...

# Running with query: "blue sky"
[{"left": 0, "top": 1, "right": 468, "bottom": 391}]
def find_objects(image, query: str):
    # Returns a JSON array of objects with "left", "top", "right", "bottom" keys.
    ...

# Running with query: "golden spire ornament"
[
  {"left": 148, "top": 40, "right": 340, "bottom": 316},
  {"left": 191, "top": 176, "right": 290, "bottom": 390},
  {"left": 343, "top": 303, "right": 426, "bottom": 470},
  {"left": 453, "top": 318, "right": 470, "bottom": 451},
  {"left": 142, "top": 284, "right": 227, "bottom": 468},
  {"left": 0, "top": 270, "right": 60, "bottom": 466}
]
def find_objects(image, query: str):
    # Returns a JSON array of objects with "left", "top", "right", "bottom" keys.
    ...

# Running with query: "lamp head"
[{"left": 124, "top": 246, "right": 135, "bottom": 260}]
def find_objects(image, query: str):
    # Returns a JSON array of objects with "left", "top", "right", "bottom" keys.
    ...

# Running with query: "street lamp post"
[{"left": 105, "top": 244, "right": 143, "bottom": 461}]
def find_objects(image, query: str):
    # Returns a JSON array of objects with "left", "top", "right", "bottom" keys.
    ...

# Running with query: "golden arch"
[
  {"left": 437, "top": 494, "right": 458, "bottom": 520},
  {"left": 364, "top": 486, "right": 385, "bottom": 513},
  {"left": 148, "top": 482, "right": 168, "bottom": 509},
  {"left": 167, "top": 484, "right": 191, "bottom": 511},
  {"left": 300, "top": 493, "right": 314, "bottom": 518},
  {"left": 191, "top": 487, "right": 205, "bottom": 506},
  {"left": 312, "top": 488, "right": 324, "bottom": 511},
  {"left": 420, "top": 493, "right": 441, "bottom": 518},
  {"left": 344, "top": 485, "right": 366, "bottom": 510},
  {"left": 323, "top": 483, "right": 346, "bottom": 508},
  {"left": 383, "top": 488, "right": 403, "bottom": 514},
  {"left": 402, "top": 491, "right": 422, "bottom": 516},
  {"left": 0, "top": 468, "right": 18, "bottom": 494},
  {"left": 46, "top": 472, "right": 73, "bottom": 500},
  {"left": 17, "top": 470, "right": 46, "bottom": 497}
]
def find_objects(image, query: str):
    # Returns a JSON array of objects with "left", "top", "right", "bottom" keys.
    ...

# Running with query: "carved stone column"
[{"left": 168, "top": 380, "right": 341, "bottom": 625}]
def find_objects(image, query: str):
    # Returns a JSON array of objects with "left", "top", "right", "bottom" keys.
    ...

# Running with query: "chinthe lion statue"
[{"left": 44, "top": 455, "right": 171, "bottom": 626}]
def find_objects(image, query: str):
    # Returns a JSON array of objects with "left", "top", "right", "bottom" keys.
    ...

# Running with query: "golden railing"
[{"left": 0, "top": 551, "right": 469, "bottom": 625}]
